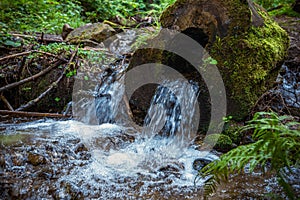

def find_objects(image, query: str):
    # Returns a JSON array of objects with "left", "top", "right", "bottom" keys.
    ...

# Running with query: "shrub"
[
  {"left": 0, "top": 0, "right": 85, "bottom": 34},
  {"left": 198, "top": 112, "right": 300, "bottom": 199}
]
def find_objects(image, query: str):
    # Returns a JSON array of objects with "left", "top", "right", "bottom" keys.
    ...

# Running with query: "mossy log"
[{"left": 129, "top": 0, "right": 289, "bottom": 123}]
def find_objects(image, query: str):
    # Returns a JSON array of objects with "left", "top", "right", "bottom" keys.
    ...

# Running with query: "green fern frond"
[{"left": 196, "top": 112, "right": 300, "bottom": 198}]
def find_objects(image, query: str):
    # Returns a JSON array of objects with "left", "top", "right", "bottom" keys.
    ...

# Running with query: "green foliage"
[
  {"left": 205, "top": 134, "right": 233, "bottom": 152},
  {"left": 79, "top": 0, "right": 176, "bottom": 23},
  {"left": 147, "top": 0, "right": 177, "bottom": 17},
  {"left": 79, "top": 0, "right": 147, "bottom": 22},
  {"left": 198, "top": 112, "right": 300, "bottom": 199},
  {"left": 0, "top": 33, "right": 22, "bottom": 48},
  {"left": 54, "top": 97, "right": 61, "bottom": 102},
  {"left": 254, "top": 0, "right": 300, "bottom": 16},
  {"left": 38, "top": 43, "right": 76, "bottom": 54},
  {"left": 0, "top": 0, "right": 85, "bottom": 34},
  {"left": 66, "top": 69, "right": 77, "bottom": 78},
  {"left": 1, "top": 0, "right": 176, "bottom": 33}
]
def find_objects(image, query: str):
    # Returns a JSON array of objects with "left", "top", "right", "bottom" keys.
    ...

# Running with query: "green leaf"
[
  {"left": 209, "top": 58, "right": 218, "bottom": 65},
  {"left": 4, "top": 40, "right": 21, "bottom": 47}
]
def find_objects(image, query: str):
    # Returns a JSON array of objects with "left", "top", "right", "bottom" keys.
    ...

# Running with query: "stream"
[{"left": 1, "top": 29, "right": 299, "bottom": 199}]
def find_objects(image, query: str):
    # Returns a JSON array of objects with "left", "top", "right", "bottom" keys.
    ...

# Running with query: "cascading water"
[
  {"left": 61, "top": 64, "right": 216, "bottom": 197},
  {"left": 142, "top": 80, "right": 200, "bottom": 148},
  {"left": 0, "top": 29, "right": 221, "bottom": 199}
]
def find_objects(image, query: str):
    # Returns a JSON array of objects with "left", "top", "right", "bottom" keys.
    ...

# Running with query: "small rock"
[
  {"left": 192, "top": 158, "right": 212, "bottom": 171},
  {"left": 74, "top": 143, "right": 88, "bottom": 154},
  {"left": 27, "top": 153, "right": 46, "bottom": 166}
]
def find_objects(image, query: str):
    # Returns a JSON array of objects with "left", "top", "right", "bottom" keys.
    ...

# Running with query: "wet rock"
[
  {"left": 27, "top": 153, "right": 47, "bottom": 166},
  {"left": 74, "top": 143, "right": 88, "bottom": 153},
  {"left": 0, "top": 154, "right": 6, "bottom": 170},
  {"left": 129, "top": 0, "right": 289, "bottom": 122},
  {"left": 158, "top": 162, "right": 185, "bottom": 178},
  {"left": 192, "top": 158, "right": 212, "bottom": 171},
  {"left": 66, "top": 23, "right": 116, "bottom": 46},
  {"left": 61, "top": 24, "right": 74, "bottom": 40}
]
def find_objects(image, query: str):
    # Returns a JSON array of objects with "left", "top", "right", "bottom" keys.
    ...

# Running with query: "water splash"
[{"left": 143, "top": 80, "right": 200, "bottom": 148}]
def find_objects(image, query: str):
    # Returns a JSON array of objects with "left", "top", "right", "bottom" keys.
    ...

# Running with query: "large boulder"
[
  {"left": 65, "top": 23, "right": 116, "bottom": 46},
  {"left": 128, "top": 0, "right": 289, "bottom": 122}
]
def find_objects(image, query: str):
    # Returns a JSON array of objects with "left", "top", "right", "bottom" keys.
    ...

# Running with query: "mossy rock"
[
  {"left": 205, "top": 133, "right": 233, "bottom": 152},
  {"left": 128, "top": 0, "right": 289, "bottom": 126},
  {"left": 160, "top": 0, "right": 289, "bottom": 120},
  {"left": 222, "top": 121, "right": 244, "bottom": 144},
  {"left": 65, "top": 23, "right": 116, "bottom": 45}
]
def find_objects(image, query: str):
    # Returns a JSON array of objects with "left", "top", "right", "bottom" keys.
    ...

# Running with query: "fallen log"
[{"left": 10, "top": 33, "right": 63, "bottom": 43}]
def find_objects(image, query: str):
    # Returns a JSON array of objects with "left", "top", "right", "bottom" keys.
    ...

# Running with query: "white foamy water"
[
  {"left": 4, "top": 119, "right": 216, "bottom": 199},
  {"left": 51, "top": 120, "right": 218, "bottom": 199}
]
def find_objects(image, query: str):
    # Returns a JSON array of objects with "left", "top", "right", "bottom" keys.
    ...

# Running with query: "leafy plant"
[
  {"left": 66, "top": 69, "right": 77, "bottom": 78},
  {"left": 0, "top": 0, "right": 85, "bottom": 33},
  {"left": 253, "top": 0, "right": 300, "bottom": 16},
  {"left": 0, "top": 33, "right": 22, "bottom": 47},
  {"left": 197, "top": 112, "right": 300, "bottom": 199}
]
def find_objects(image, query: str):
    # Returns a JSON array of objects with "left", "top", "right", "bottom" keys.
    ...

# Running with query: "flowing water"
[
  {"left": 0, "top": 63, "right": 219, "bottom": 199},
  {"left": 0, "top": 88, "right": 216, "bottom": 199},
  {"left": 1, "top": 29, "right": 299, "bottom": 199}
]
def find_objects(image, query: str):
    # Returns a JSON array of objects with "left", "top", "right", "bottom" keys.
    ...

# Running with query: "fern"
[{"left": 197, "top": 112, "right": 300, "bottom": 199}]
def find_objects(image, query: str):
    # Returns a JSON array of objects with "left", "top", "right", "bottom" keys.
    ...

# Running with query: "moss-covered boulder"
[
  {"left": 204, "top": 133, "right": 233, "bottom": 152},
  {"left": 65, "top": 23, "right": 116, "bottom": 46},
  {"left": 129, "top": 0, "right": 289, "bottom": 121}
]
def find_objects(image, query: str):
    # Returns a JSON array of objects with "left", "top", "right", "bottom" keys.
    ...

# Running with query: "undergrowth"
[
  {"left": 0, "top": 0, "right": 176, "bottom": 34},
  {"left": 197, "top": 112, "right": 300, "bottom": 199}
]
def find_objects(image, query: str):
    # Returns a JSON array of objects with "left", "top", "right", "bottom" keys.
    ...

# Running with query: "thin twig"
[
  {"left": 35, "top": 50, "right": 69, "bottom": 62},
  {"left": 0, "top": 94, "right": 14, "bottom": 111},
  {"left": 0, "top": 110, "right": 71, "bottom": 118},
  {"left": 0, "top": 50, "right": 68, "bottom": 62},
  {"left": 123, "top": 95, "right": 133, "bottom": 119},
  {"left": 0, "top": 51, "right": 34, "bottom": 62}
]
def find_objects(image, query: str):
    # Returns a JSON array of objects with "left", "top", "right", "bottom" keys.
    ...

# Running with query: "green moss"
[
  {"left": 222, "top": 122, "right": 243, "bottom": 144},
  {"left": 205, "top": 133, "right": 233, "bottom": 152},
  {"left": 210, "top": 6, "right": 289, "bottom": 119}
]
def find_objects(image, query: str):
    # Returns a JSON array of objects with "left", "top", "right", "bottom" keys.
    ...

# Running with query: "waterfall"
[{"left": 143, "top": 80, "right": 200, "bottom": 148}]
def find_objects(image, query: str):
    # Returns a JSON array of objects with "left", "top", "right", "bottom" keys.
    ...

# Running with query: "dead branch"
[
  {"left": 0, "top": 110, "right": 71, "bottom": 118},
  {"left": 16, "top": 72, "right": 65, "bottom": 111},
  {"left": 35, "top": 50, "right": 69, "bottom": 62},
  {"left": 123, "top": 95, "right": 133, "bottom": 119},
  {"left": 0, "top": 51, "right": 34, "bottom": 62},
  {"left": 16, "top": 46, "right": 79, "bottom": 111},
  {"left": 0, "top": 94, "right": 14, "bottom": 111},
  {"left": 0, "top": 60, "right": 64, "bottom": 93},
  {"left": 0, "top": 50, "right": 68, "bottom": 62},
  {"left": 10, "top": 33, "right": 63, "bottom": 43}
]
